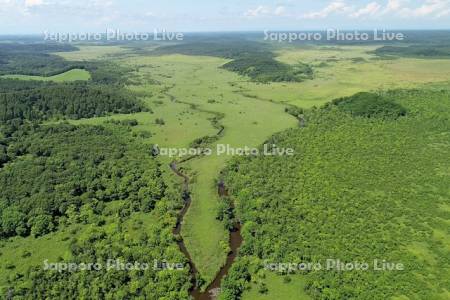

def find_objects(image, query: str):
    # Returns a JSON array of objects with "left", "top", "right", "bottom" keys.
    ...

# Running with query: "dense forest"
[
  {"left": 0, "top": 44, "right": 80, "bottom": 76},
  {"left": 0, "top": 43, "right": 132, "bottom": 84},
  {"left": 222, "top": 54, "right": 313, "bottom": 83},
  {"left": 374, "top": 44, "right": 450, "bottom": 58},
  {"left": 0, "top": 124, "right": 164, "bottom": 238},
  {"left": 328, "top": 92, "right": 407, "bottom": 119},
  {"left": 221, "top": 89, "right": 450, "bottom": 299},
  {"left": 0, "top": 123, "right": 192, "bottom": 299},
  {"left": 151, "top": 41, "right": 271, "bottom": 59},
  {"left": 0, "top": 79, "right": 146, "bottom": 124},
  {"left": 0, "top": 44, "right": 147, "bottom": 125}
]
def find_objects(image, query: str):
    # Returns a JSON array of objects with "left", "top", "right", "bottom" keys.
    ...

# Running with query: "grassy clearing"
[
  {"left": 1, "top": 68, "right": 91, "bottom": 82},
  {"left": 0, "top": 229, "right": 72, "bottom": 287},
  {"left": 54, "top": 45, "right": 130, "bottom": 61},
  {"left": 242, "top": 273, "right": 311, "bottom": 300}
]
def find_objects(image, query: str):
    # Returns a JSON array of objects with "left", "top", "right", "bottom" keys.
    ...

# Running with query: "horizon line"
[{"left": 1, "top": 28, "right": 450, "bottom": 36}]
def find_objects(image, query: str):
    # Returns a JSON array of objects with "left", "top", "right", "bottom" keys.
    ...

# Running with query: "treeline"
[
  {"left": 0, "top": 43, "right": 77, "bottom": 53},
  {"left": 154, "top": 41, "right": 313, "bottom": 83},
  {"left": 222, "top": 54, "right": 313, "bottom": 83},
  {"left": 85, "top": 61, "right": 135, "bottom": 84},
  {"left": 374, "top": 44, "right": 450, "bottom": 58},
  {"left": 328, "top": 92, "right": 407, "bottom": 119},
  {"left": 0, "top": 52, "right": 85, "bottom": 77},
  {"left": 151, "top": 41, "right": 270, "bottom": 59},
  {"left": 0, "top": 79, "right": 146, "bottom": 124},
  {"left": 0, "top": 43, "right": 79, "bottom": 76},
  {"left": 220, "top": 89, "right": 450, "bottom": 299},
  {"left": 0, "top": 43, "right": 132, "bottom": 84}
]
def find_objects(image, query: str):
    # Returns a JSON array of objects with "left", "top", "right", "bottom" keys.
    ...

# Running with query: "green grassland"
[
  {"left": 242, "top": 273, "right": 311, "bottom": 300},
  {"left": 0, "top": 228, "right": 73, "bottom": 285},
  {"left": 1, "top": 68, "right": 91, "bottom": 82},
  {"left": 54, "top": 45, "right": 130, "bottom": 61},
  {"left": 235, "top": 45, "right": 450, "bottom": 107},
  {"left": 66, "top": 50, "right": 298, "bottom": 285},
  {"left": 126, "top": 54, "right": 299, "bottom": 285}
]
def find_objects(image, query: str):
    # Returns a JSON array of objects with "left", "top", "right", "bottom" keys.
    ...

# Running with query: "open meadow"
[
  {"left": 1, "top": 68, "right": 91, "bottom": 82},
  {"left": 237, "top": 45, "right": 450, "bottom": 107},
  {"left": 64, "top": 48, "right": 299, "bottom": 284}
]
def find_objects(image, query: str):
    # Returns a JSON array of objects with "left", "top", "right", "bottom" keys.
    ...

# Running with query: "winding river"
[{"left": 170, "top": 162, "right": 243, "bottom": 300}]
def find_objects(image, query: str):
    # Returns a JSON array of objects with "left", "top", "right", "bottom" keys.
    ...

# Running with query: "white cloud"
[
  {"left": 274, "top": 5, "right": 287, "bottom": 16},
  {"left": 380, "top": 0, "right": 403, "bottom": 14},
  {"left": 300, "top": 0, "right": 450, "bottom": 20},
  {"left": 244, "top": 5, "right": 288, "bottom": 17},
  {"left": 386, "top": 0, "right": 403, "bottom": 10},
  {"left": 350, "top": 2, "right": 382, "bottom": 18},
  {"left": 301, "top": 1, "right": 352, "bottom": 19},
  {"left": 397, "top": 0, "right": 450, "bottom": 17},
  {"left": 245, "top": 5, "right": 270, "bottom": 17},
  {"left": 414, "top": 0, "right": 449, "bottom": 16}
]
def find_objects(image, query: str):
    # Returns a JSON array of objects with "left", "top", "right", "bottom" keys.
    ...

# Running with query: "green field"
[
  {"left": 54, "top": 45, "right": 130, "bottom": 61},
  {"left": 129, "top": 54, "right": 298, "bottom": 284},
  {"left": 2, "top": 68, "right": 91, "bottom": 82},
  {"left": 236, "top": 45, "right": 450, "bottom": 107},
  {"left": 67, "top": 51, "right": 299, "bottom": 284}
]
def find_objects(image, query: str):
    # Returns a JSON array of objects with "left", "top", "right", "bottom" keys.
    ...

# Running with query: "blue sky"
[{"left": 1, "top": 0, "right": 449, "bottom": 34}]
